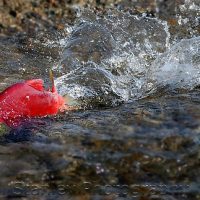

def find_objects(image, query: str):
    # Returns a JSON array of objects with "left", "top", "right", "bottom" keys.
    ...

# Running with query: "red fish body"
[{"left": 0, "top": 79, "right": 66, "bottom": 127}]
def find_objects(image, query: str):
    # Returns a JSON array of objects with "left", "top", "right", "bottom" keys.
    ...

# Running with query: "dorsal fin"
[
  {"left": 25, "top": 79, "right": 44, "bottom": 91},
  {"left": 49, "top": 69, "right": 56, "bottom": 92}
]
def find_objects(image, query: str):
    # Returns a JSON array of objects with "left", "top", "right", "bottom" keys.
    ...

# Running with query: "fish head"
[
  {"left": 0, "top": 79, "right": 68, "bottom": 128},
  {"left": 24, "top": 79, "right": 68, "bottom": 115}
]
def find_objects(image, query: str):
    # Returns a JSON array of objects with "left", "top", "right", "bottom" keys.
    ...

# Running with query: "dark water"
[{"left": 0, "top": 3, "right": 200, "bottom": 200}]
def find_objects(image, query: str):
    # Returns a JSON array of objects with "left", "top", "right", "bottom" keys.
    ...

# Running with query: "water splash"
[
  {"left": 147, "top": 37, "right": 200, "bottom": 91},
  {"left": 53, "top": 8, "right": 199, "bottom": 106},
  {"left": 54, "top": 10, "right": 170, "bottom": 106}
]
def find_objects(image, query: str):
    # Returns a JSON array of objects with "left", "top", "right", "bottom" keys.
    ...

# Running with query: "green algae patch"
[{"left": 0, "top": 124, "right": 10, "bottom": 136}]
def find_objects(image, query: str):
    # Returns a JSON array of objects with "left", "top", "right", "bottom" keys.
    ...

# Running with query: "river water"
[{"left": 0, "top": 2, "right": 200, "bottom": 200}]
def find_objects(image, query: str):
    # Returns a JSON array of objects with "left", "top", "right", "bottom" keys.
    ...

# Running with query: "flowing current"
[{"left": 52, "top": 9, "right": 200, "bottom": 107}]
